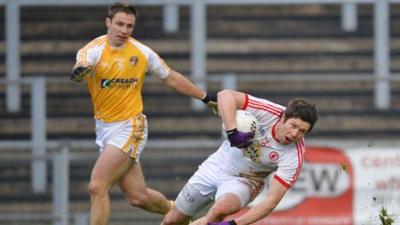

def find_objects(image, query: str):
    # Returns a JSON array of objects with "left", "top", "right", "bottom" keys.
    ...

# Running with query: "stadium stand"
[{"left": 0, "top": 3, "right": 400, "bottom": 225}]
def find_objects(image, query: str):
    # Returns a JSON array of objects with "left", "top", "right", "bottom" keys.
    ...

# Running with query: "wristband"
[
  {"left": 228, "top": 220, "right": 237, "bottom": 225},
  {"left": 226, "top": 128, "right": 238, "bottom": 136},
  {"left": 201, "top": 93, "right": 211, "bottom": 103}
]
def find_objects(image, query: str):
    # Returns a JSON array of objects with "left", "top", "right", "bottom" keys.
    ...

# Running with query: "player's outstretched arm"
[{"left": 163, "top": 70, "right": 217, "bottom": 113}]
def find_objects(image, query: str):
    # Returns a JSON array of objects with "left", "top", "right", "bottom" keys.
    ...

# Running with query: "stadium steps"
[
  {"left": 1, "top": 49, "right": 399, "bottom": 76},
  {"left": 3, "top": 37, "right": 382, "bottom": 55},
  {"left": 0, "top": 146, "right": 211, "bottom": 225},
  {"left": 4, "top": 38, "right": 400, "bottom": 76},
  {"left": 7, "top": 5, "right": 400, "bottom": 40},
  {"left": 1, "top": 4, "right": 400, "bottom": 225},
  {"left": 1, "top": 91, "right": 400, "bottom": 140},
  {"left": 0, "top": 158, "right": 200, "bottom": 203},
  {"left": 1, "top": 78, "right": 400, "bottom": 114},
  {"left": 2, "top": 111, "right": 400, "bottom": 140},
  {"left": 1, "top": 82, "right": 400, "bottom": 140},
  {"left": 1, "top": 5, "right": 400, "bottom": 76}
]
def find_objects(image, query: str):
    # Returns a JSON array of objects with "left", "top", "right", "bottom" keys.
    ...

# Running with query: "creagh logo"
[
  {"left": 101, "top": 79, "right": 112, "bottom": 89},
  {"left": 228, "top": 147, "right": 353, "bottom": 225},
  {"left": 101, "top": 78, "right": 138, "bottom": 89}
]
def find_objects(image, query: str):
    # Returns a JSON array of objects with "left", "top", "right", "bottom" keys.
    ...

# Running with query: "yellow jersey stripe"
[
  {"left": 78, "top": 37, "right": 106, "bottom": 62},
  {"left": 121, "top": 116, "right": 137, "bottom": 153},
  {"left": 130, "top": 115, "right": 145, "bottom": 158}
]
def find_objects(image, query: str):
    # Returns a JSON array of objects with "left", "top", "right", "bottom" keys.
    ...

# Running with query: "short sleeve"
[
  {"left": 147, "top": 50, "right": 171, "bottom": 80},
  {"left": 75, "top": 36, "right": 106, "bottom": 66},
  {"left": 274, "top": 139, "right": 305, "bottom": 188}
]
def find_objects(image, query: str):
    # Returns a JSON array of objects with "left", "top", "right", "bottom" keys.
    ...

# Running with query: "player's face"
[
  {"left": 106, "top": 12, "right": 136, "bottom": 47},
  {"left": 275, "top": 117, "right": 310, "bottom": 145}
]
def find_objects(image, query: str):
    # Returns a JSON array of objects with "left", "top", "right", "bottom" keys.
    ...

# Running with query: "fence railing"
[
  {"left": 1, "top": 137, "right": 400, "bottom": 225},
  {"left": 0, "top": 146, "right": 69, "bottom": 225}
]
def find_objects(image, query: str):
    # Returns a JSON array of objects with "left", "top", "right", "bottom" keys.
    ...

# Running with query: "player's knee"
[{"left": 88, "top": 180, "right": 108, "bottom": 197}]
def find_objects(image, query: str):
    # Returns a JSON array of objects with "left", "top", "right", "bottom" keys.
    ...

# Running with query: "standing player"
[
  {"left": 161, "top": 89, "right": 318, "bottom": 225},
  {"left": 70, "top": 2, "right": 216, "bottom": 225}
]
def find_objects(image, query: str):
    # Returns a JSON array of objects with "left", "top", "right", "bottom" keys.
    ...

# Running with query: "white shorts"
[
  {"left": 175, "top": 161, "right": 253, "bottom": 217},
  {"left": 95, "top": 113, "right": 148, "bottom": 162}
]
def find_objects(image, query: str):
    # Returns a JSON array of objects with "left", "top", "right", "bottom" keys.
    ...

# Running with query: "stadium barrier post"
[
  {"left": 163, "top": 3, "right": 179, "bottom": 33},
  {"left": 74, "top": 212, "right": 89, "bottom": 225},
  {"left": 191, "top": 0, "right": 207, "bottom": 111},
  {"left": 5, "top": 0, "right": 21, "bottom": 112},
  {"left": 31, "top": 76, "right": 47, "bottom": 193},
  {"left": 341, "top": 2, "right": 358, "bottom": 31},
  {"left": 374, "top": 0, "right": 391, "bottom": 110},
  {"left": 52, "top": 144, "right": 70, "bottom": 225}
]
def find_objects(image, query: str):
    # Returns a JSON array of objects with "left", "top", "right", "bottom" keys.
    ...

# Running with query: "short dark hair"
[
  {"left": 284, "top": 98, "right": 318, "bottom": 132},
  {"left": 107, "top": 2, "right": 139, "bottom": 19}
]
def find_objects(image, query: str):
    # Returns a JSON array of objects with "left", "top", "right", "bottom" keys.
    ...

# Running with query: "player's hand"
[
  {"left": 71, "top": 66, "right": 93, "bottom": 82},
  {"left": 208, "top": 220, "right": 237, "bottom": 225},
  {"left": 201, "top": 93, "right": 218, "bottom": 115},
  {"left": 226, "top": 128, "right": 254, "bottom": 148}
]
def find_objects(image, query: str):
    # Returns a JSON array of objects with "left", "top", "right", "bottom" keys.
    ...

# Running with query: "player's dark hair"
[
  {"left": 107, "top": 2, "right": 139, "bottom": 19},
  {"left": 284, "top": 98, "right": 318, "bottom": 132}
]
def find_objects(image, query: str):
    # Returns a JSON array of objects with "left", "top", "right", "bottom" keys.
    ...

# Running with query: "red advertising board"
[{"left": 226, "top": 146, "right": 353, "bottom": 225}]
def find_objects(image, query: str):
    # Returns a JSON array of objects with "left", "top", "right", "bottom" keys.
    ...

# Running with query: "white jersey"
[{"left": 196, "top": 94, "right": 305, "bottom": 189}]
